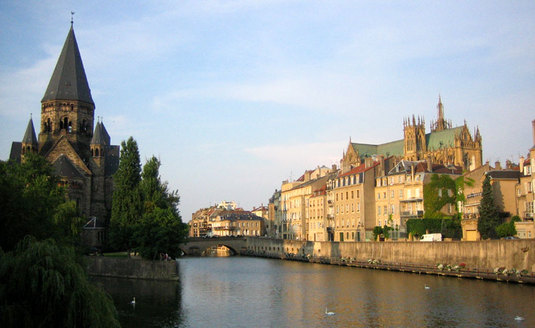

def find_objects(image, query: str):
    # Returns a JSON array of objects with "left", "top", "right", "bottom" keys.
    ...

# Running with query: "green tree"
[
  {"left": 0, "top": 153, "right": 82, "bottom": 251},
  {"left": 496, "top": 216, "right": 520, "bottom": 238},
  {"left": 134, "top": 156, "right": 188, "bottom": 259},
  {"left": 0, "top": 237, "right": 119, "bottom": 327},
  {"left": 477, "top": 175, "right": 502, "bottom": 239},
  {"left": 109, "top": 136, "right": 143, "bottom": 251},
  {"left": 372, "top": 226, "right": 383, "bottom": 241}
]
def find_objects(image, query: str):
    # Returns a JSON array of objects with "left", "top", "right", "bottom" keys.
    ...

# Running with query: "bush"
[{"left": 407, "top": 218, "right": 462, "bottom": 239}]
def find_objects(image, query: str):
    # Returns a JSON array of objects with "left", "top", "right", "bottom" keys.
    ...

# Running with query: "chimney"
[
  {"left": 304, "top": 170, "right": 311, "bottom": 182},
  {"left": 331, "top": 164, "right": 337, "bottom": 172},
  {"left": 495, "top": 161, "right": 501, "bottom": 170},
  {"left": 426, "top": 157, "right": 432, "bottom": 173},
  {"left": 520, "top": 156, "right": 525, "bottom": 174},
  {"left": 505, "top": 159, "right": 512, "bottom": 169}
]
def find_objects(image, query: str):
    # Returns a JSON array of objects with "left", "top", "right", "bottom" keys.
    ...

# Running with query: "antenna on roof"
[{"left": 71, "top": 11, "right": 75, "bottom": 26}]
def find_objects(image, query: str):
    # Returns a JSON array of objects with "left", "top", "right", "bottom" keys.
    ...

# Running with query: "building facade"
[{"left": 9, "top": 25, "right": 119, "bottom": 237}]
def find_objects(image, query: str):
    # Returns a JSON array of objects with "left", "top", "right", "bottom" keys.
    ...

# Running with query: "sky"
[{"left": 1, "top": 1, "right": 534, "bottom": 220}]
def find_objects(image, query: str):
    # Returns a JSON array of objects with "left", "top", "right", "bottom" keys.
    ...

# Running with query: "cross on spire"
[{"left": 71, "top": 11, "right": 75, "bottom": 26}]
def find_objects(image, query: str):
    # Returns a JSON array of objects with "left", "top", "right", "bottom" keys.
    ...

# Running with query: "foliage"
[
  {"left": 135, "top": 156, "right": 188, "bottom": 259},
  {"left": 406, "top": 218, "right": 462, "bottom": 239},
  {"left": 477, "top": 175, "right": 502, "bottom": 239},
  {"left": 423, "top": 174, "right": 474, "bottom": 219},
  {"left": 0, "top": 153, "right": 83, "bottom": 251},
  {"left": 382, "top": 225, "right": 392, "bottom": 239},
  {"left": 110, "top": 148, "right": 188, "bottom": 258},
  {"left": 109, "top": 136, "right": 143, "bottom": 250},
  {"left": 372, "top": 226, "right": 383, "bottom": 240},
  {"left": 0, "top": 237, "right": 119, "bottom": 327},
  {"left": 496, "top": 221, "right": 517, "bottom": 238}
]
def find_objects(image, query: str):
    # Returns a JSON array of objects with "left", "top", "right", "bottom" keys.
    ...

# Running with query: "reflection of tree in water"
[{"left": 92, "top": 276, "right": 183, "bottom": 328}]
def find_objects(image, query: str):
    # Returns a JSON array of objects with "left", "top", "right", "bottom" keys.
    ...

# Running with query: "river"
[{"left": 93, "top": 257, "right": 534, "bottom": 327}]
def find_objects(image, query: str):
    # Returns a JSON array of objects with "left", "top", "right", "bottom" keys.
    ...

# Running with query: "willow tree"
[{"left": 0, "top": 237, "right": 119, "bottom": 327}]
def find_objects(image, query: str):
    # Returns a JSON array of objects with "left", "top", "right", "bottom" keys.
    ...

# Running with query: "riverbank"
[
  {"left": 242, "top": 238, "right": 535, "bottom": 285},
  {"left": 86, "top": 256, "right": 178, "bottom": 281}
]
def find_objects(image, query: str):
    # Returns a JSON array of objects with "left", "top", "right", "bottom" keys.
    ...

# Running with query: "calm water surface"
[{"left": 94, "top": 257, "right": 534, "bottom": 327}]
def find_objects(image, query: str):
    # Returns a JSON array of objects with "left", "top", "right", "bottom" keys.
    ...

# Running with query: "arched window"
[{"left": 95, "top": 148, "right": 99, "bottom": 157}]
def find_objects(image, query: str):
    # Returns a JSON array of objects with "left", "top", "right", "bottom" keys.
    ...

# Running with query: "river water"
[{"left": 93, "top": 257, "right": 534, "bottom": 327}]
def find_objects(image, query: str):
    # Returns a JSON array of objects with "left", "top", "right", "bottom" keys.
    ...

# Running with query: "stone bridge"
[{"left": 179, "top": 237, "right": 248, "bottom": 256}]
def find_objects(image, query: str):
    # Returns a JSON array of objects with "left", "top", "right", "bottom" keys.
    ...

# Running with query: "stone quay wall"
[
  {"left": 86, "top": 257, "right": 178, "bottom": 281},
  {"left": 244, "top": 238, "right": 535, "bottom": 274}
]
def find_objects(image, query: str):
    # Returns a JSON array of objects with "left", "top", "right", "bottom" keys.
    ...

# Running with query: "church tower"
[
  {"left": 10, "top": 22, "right": 120, "bottom": 234},
  {"left": 403, "top": 115, "right": 426, "bottom": 161},
  {"left": 21, "top": 117, "right": 38, "bottom": 157},
  {"left": 39, "top": 23, "right": 95, "bottom": 156}
]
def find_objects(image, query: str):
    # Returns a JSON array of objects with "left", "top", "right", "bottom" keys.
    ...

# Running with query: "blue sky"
[{"left": 1, "top": 1, "right": 534, "bottom": 220}]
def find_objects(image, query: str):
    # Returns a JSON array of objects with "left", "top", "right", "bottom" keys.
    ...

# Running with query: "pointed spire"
[
  {"left": 42, "top": 24, "right": 94, "bottom": 105},
  {"left": 91, "top": 120, "right": 110, "bottom": 145},
  {"left": 22, "top": 116, "right": 38, "bottom": 145}
]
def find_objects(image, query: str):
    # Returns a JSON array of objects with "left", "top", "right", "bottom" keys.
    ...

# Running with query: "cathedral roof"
[
  {"left": 52, "top": 155, "right": 85, "bottom": 179},
  {"left": 22, "top": 118, "right": 38, "bottom": 145},
  {"left": 41, "top": 25, "right": 94, "bottom": 105},
  {"left": 425, "top": 126, "right": 464, "bottom": 151},
  {"left": 91, "top": 121, "right": 111, "bottom": 145}
]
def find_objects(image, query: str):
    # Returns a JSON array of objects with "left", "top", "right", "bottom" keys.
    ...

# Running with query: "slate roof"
[
  {"left": 487, "top": 170, "right": 521, "bottom": 180},
  {"left": 52, "top": 155, "right": 84, "bottom": 179},
  {"left": 9, "top": 142, "right": 22, "bottom": 163},
  {"left": 351, "top": 126, "right": 465, "bottom": 158},
  {"left": 91, "top": 121, "right": 111, "bottom": 145},
  {"left": 22, "top": 118, "right": 38, "bottom": 145},
  {"left": 42, "top": 26, "right": 94, "bottom": 105}
]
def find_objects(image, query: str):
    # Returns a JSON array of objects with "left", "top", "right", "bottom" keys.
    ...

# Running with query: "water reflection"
[
  {"left": 91, "top": 276, "right": 181, "bottom": 328},
  {"left": 94, "top": 257, "right": 534, "bottom": 328}
]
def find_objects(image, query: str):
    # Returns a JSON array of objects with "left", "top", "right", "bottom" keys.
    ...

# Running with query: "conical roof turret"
[
  {"left": 91, "top": 120, "right": 110, "bottom": 145},
  {"left": 41, "top": 25, "right": 94, "bottom": 105},
  {"left": 22, "top": 117, "right": 38, "bottom": 145}
]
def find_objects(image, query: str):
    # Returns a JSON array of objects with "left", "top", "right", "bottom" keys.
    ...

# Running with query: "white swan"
[
  {"left": 514, "top": 316, "right": 524, "bottom": 321},
  {"left": 424, "top": 285, "right": 430, "bottom": 290},
  {"left": 325, "top": 307, "right": 335, "bottom": 316},
  {"left": 130, "top": 297, "right": 136, "bottom": 305}
]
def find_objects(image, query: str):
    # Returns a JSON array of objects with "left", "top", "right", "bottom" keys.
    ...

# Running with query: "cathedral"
[
  {"left": 341, "top": 97, "right": 483, "bottom": 172},
  {"left": 9, "top": 24, "right": 119, "bottom": 227}
]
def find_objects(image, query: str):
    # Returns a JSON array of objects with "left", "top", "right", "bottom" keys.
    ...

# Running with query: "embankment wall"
[
  {"left": 86, "top": 257, "right": 178, "bottom": 281},
  {"left": 245, "top": 238, "right": 535, "bottom": 273}
]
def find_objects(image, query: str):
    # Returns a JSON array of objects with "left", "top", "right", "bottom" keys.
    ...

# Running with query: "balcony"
[
  {"left": 525, "top": 211, "right": 534, "bottom": 220},
  {"left": 400, "top": 210, "right": 423, "bottom": 218},
  {"left": 399, "top": 197, "right": 423, "bottom": 203}
]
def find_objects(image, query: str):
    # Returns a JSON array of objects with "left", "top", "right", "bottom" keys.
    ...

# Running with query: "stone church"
[
  {"left": 341, "top": 97, "right": 483, "bottom": 172},
  {"left": 9, "top": 24, "right": 119, "bottom": 233}
]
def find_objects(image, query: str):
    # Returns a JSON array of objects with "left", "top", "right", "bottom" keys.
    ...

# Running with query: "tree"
[
  {"left": 0, "top": 153, "right": 83, "bottom": 251},
  {"left": 477, "top": 175, "right": 502, "bottom": 239},
  {"left": 109, "top": 137, "right": 143, "bottom": 251},
  {"left": 496, "top": 216, "right": 520, "bottom": 238},
  {"left": 0, "top": 237, "right": 119, "bottom": 327},
  {"left": 0, "top": 155, "right": 119, "bottom": 326},
  {"left": 134, "top": 156, "right": 188, "bottom": 259},
  {"left": 372, "top": 226, "right": 383, "bottom": 241}
]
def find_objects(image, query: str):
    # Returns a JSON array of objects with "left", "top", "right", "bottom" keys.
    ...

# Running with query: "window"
[
  {"left": 351, "top": 191, "right": 354, "bottom": 199},
  {"left": 377, "top": 193, "right": 381, "bottom": 200},
  {"left": 351, "top": 203, "right": 354, "bottom": 212},
  {"left": 378, "top": 206, "right": 381, "bottom": 215},
  {"left": 399, "top": 189, "right": 403, "bottom": 198},
  {"left": 357, "top": 190, "right": 360, "bottom": 198},
  {"left": 383, "top": 206, "right": 387, "bottom": 215},
  {"left": 383, "top": 192, "right": 387, "bottom": 199},
  {"left": 391, "top": 190, "right": 395, "bottom": 198},
  {"left": 357, "top": 202, "right": 360, "bottom": 212}
]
